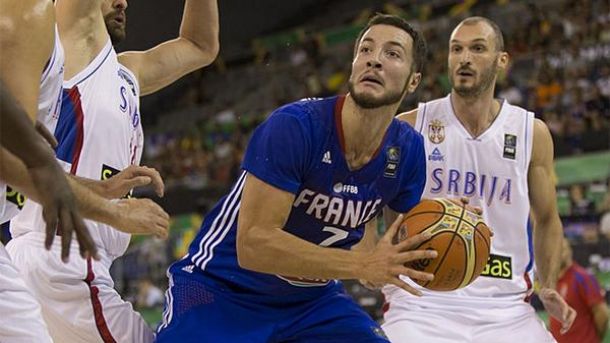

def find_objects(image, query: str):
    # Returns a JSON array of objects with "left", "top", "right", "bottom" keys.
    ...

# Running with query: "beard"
[
  {"left": 348, "top": 74, "right": 411, "bottom": 109},
  {"left": 104, "top": 13, "right": 126, "bottom": 44},
  {"left": 450, "top": 59, "right": 498, "bottom": 98}
]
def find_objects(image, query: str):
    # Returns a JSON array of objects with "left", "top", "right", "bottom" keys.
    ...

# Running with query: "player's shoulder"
[
  {"left": 269, "top": 96, "right": 338, "bottom": 129},
  {"left": 391, "top": 116, "right": 425, "bottom": 152}
]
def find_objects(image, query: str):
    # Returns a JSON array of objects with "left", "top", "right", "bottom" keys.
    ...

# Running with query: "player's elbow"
[
  {"left": 189, "top": 38, "right": 220, "bottom": 67},
  {"left": 236, "top": 225, "right": 265, "bottom": 271}
]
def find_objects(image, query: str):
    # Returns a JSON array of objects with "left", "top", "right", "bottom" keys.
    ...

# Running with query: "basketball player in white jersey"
[
  {"left": 381, "top": 17, "right": 576, "bottom": 342},
  {"left": 8, "top": 0, "right": 219, "bottom": 342},
  {"left": 0, "top": 1, "right": 169, "bottom": 341}
]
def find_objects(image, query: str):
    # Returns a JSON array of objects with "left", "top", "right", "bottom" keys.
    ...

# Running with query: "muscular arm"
[
  {"left": 118, "top": 0, "right": 219, "bottom": 95},
  {"left": 0, "top": 149, "right": 168, "bottom": 237},
  {"left": 0, "top": 0, "right": 55, "bottom": 122},
  {"left": 236, "top": 173, "right": 435, "bottom": 293},
  {"left": 236, "top": 173, "right": 366, "bottom": 280},
  {"left": 592, "top": 301, "right": 609, "bottom": 339},
  {"left": 528, "top": 119, "right": 563, "bottom": 289}
]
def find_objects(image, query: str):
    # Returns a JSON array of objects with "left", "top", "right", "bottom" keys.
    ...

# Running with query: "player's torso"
[
  {"left": 10, "top": 40, "right": 142, "bottom": 259},
  {"left": 56, "top": 39, "right": 143, "bottom": 176},
  {"left": 185, "top": 97, "right": 416, "bottom": 297},
  {"left": 410, "top": 95, "right": 535, "bottom": 304}
]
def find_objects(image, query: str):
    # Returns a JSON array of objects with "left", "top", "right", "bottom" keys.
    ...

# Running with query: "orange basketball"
[{"left": 396, "top": 198, "right": 492, "bottom": 291}]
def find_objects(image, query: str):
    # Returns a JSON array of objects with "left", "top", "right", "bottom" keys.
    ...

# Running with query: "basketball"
[{"left": 397, "top": 198, "right": 492, "bottom": 291}]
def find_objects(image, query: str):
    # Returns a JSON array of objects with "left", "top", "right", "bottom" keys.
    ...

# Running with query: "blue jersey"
[{"left": 182, "top": 96, "right": 425, "bottom": 298}]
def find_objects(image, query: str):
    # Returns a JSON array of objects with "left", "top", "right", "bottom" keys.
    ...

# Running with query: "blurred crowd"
[{"left": 141, "top": 0, "right": 609, "bottom": 188}]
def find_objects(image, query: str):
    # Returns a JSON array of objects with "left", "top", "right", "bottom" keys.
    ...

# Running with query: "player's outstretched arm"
[
  {"left": 0, "top": 147, "right": 98, "bottom": 261},
  {"left": 118, "top": 0, "right": 220, "bottom": 95},
  {"left": 236, "top": 173, "right": 436, "bottom": 295},
  {"left": 70, "top": 165, "right": 165, "bottom": 199},
  {"left": 529, "top": 119, "right": 576, "bottom": 333}
]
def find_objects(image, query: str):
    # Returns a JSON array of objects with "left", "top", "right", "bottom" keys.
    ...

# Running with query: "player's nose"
[
  {"left": 366, "top": 57, "right": 382, "bottom": 69},
  {"left": 114, "top": 0, "right": 128, "bottom": 10}
]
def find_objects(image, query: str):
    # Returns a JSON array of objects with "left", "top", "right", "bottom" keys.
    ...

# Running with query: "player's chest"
[{"left": 82, "top": 72, "right": 141, "bottom": 134}]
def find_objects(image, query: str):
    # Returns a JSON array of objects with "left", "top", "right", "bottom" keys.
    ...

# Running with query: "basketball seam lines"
[{"left": 426, "top": 201, "right": 467, "bottom": 288}]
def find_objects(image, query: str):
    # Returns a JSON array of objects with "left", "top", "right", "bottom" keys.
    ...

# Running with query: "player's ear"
[
  {"left": 406, "top": 72, "right": 421, "bottom": 94},
  {"left": 497, "top": 51, "right": 509, "bottom": 71}
]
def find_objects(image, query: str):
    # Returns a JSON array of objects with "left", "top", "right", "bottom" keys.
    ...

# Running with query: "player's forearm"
[
  {"left": 0, "top": 148, "right": 120, "bottom": 228},
  {"left": 68, "top": 174, "right": 108, "bottom": 198},
  {"left": 533, "top": 216, "right": 563, "bottom": 289},
  {"left": 0, "top": 149, "right": 41, "bottom": 201},
  {"left": 237, "top": 226, "right": 365, "bottom": 280},
  {"left": 66, "top": 177, "right": 122, "bottom": 228},
  {"left": 179, "top": 0, "right": 220, "bottom": 64}
]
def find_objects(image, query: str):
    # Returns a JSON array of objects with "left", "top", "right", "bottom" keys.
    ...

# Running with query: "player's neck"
[
  {"left": 341, "top": 94, "right": 397, "bottom": 169},
  {"left": 450, "top": 88, "right": 501, "bottom": 138}
]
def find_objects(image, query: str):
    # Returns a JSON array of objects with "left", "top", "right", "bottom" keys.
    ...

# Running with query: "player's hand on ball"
[
  {"left": 111, "top": 198, "right": 170, "bottom": 239},
  {"left": 359, "top": 214, "right": 437, "bottom": 296},
  {"left": 102, "top": 165, "right": 165, "bottom": 199},
  {"left": 539, "top": 288, "right": 576, "bottom": 334},
  {"left": 446, "top": 197, "right": 493, "bottom": 236}
]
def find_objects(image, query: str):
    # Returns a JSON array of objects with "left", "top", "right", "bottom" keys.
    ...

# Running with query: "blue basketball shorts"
[{"left": 155, "top": 266, "right": 389, "bottom": 342}]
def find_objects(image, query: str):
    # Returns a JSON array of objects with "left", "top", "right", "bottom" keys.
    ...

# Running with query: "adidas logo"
[
  {"left": 428, "top": 148, "right": 444, "bottom": 162},
  {"left": 322, "top": 151, "right": 332, "bottom": 164},
  {"left": 181, "top": 265, "right": 195, "bottom": 274}
]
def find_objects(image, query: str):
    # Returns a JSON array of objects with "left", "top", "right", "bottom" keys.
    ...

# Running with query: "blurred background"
[{"left": 5, "top": 0, "right": 610, "bottom": 340}]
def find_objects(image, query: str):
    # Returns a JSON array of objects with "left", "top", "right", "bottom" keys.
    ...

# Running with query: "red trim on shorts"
[
  {"left": 67, "top": 87, "right": 85, "bottom": 174},
  {"left": 85, "top": 257, "right": 117, "bottom": 343}
]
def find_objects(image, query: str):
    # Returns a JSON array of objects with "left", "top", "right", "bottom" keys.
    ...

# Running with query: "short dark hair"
[
  {"left": 354, "top": 13, "right": 427, "bottom": 73},
  {"left": 458, "top": 16, "right": 504, "bottom": 51}
]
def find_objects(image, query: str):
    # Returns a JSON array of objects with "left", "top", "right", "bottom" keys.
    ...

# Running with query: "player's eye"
[
  {"left": 472, "top": 45, "right": 486, "bottom": 52},
  {"left": 451, "top": 45, "right": 462, "bottom": 53},
  {"left": 360, "top": 46, "right": 371, "bottom": 53},
  {"left": 386, "top": 50, "right": 400, "bottom": 59}
]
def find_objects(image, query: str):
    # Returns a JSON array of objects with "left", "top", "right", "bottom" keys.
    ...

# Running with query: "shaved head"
[{"left": 455, "top": 16, "right": 504, "bottom": 52}]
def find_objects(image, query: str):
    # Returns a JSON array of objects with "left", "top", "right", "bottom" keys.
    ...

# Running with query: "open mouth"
[
  {"left": 457, "top": 69, "right": 475, "bottom": 77},
  {"left": 114, "top": 13, "right": 125, "bottom": 25},
  {"left": 360, "top": 75, "right": 383, "bottom": 86}
]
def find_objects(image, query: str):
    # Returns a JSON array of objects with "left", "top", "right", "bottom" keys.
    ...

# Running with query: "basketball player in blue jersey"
[
  {"left": 383, "top": 17, "right": 576, "bottom": 343},
  {"left": 156, "top": 14, "right": 434, "bottom": 343}
]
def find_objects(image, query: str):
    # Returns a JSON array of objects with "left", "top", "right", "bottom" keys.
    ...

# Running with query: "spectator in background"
[
  {"left": 569, "top": 184, "right": 596, "bottom": 217},
  {"left": 550, "top": 238, "right": 609, "bottom": 343},
  {"left": 600, "top": 181, "right": 610, "bottom": 241}
]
